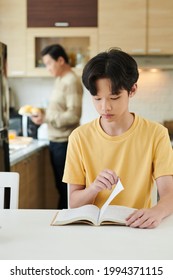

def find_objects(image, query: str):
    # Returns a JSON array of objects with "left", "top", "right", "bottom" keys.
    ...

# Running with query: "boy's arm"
[
  {"left": 69, "top": 184, "right": 98, "bottom": 208},
  {"left": 69, "top": 169, "right": 118, "bottom": 208},
  {"left": 126, "top": 175, "right": 173, "bottom": 229}
]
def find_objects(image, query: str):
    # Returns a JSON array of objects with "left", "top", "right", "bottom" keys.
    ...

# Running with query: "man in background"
[{"left": 32, "top": 44, "right": 83, "bottom": 209}]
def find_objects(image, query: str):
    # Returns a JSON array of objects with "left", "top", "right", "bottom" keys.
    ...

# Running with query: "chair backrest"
[{"left": 0, "top": 172, "right": 19, "bottom": 209}]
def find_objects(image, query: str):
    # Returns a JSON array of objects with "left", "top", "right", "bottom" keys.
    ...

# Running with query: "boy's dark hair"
[
  {"left": 82, "top": 48, "right": 139, "bottom": 95},
  {"left": 41, "top": 44, "right": 69, "bottom": 64}
]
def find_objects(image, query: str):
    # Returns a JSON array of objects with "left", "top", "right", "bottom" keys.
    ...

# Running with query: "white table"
[{"left": 0, "top": 209, "right": 173, "bottom": 260}]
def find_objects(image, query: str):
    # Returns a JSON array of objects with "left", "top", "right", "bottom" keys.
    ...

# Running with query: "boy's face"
[{"left": 92, "top": 78, "right": 136, "bottom": 122}]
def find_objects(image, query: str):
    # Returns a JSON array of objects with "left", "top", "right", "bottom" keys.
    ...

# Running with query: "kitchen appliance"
[
  {"left": 8, "top": 87, "right": 23, "bottom": 136},
  {"left": 22, "top": 115, "right": 40, "bottom": 139},
  {"left": 9, "top": 113, "right": 22, "bottom": 136},
  {"left": 10, "top": 113, "right": 41, "bottom": 139},
  {"left": 0, "top": 42, "right": 10, "bottom": 207}
]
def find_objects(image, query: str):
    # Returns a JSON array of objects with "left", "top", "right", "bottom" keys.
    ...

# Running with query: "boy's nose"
[{"left": 101, "top": 100, "right": 111, "bottom": 111}]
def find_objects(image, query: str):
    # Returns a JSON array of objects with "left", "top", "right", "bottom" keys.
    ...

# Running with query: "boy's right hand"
[{"left": 91, "top": 169, "right": 118, "bottom": 193}]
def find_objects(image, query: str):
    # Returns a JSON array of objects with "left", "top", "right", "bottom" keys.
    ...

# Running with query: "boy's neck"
[{"left": 100, "top": 112, "right": 134, "bottom": 136}]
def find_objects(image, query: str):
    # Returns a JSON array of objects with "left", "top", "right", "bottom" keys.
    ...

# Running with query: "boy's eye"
[{"left": 110, "top": 96, "right": 120, "bottom": 100}]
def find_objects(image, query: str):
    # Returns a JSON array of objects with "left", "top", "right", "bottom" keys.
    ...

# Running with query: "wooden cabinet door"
[
  {"left": 27, "top": 0, "right": 98, "bottom": 27},
  {"left": 98, "top": 0, "right": 147, "bottom": 54},
  {"left": 26, "top": 152, "right": 44, "bottom": 209},
  {"left": 11, "top": 159, "right": 30, "bottom": 209},
  {"left": 0, "top": 0, "right": 26, "bottom": 77},
  {"left": 11, "top": 147, "right": 58, "bottom": 209},
  {"left": 148, "top": 0, "right": 173, "bottom": 54},
  {"left": 11, "top": 152, "right": 44, "bottom": 209}
]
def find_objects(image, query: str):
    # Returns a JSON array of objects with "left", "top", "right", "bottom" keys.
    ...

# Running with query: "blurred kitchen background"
[
  {"left": 8, "top": 71, "right": 173, "bottom": 126},
  {"left": 1, "top": 0, "right": 173, "bottom": 129}
]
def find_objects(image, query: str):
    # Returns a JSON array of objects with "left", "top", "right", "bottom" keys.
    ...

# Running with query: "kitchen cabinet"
[
  {"left": 2, "top": 0, "right": 172, "bottom": 78},
  {"left": 26, "top": 28, "right": 98, "bottom": 76},
  {"left": 0, "top": 0, "right": 26, "bottom": 76},
  {"left": 98, "top": 0, "right": 173, "bottom": 55},
  {"left": 98, "top": 0, "right": 147, "bottom": 55},
  {"left": 0, "top": 0, "right": 98, "bottom": 77},
  {"left": 11, "top": 147, "right": 57, "bottom": 209},
  {"left": 27, "top": 0, "right": 98, "bottom": 27},
  {"left": 26, "top": 0, "right": 98, "bottom": 76},
  {"left": 11, "top": 151, "right": 43, "bottom": 209},
  {"left": 148, "top": 0, "right": 173, "bottom": 54}
]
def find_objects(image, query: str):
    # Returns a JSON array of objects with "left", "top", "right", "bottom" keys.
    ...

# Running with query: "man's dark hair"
[
  {"left": 82, "top": 48, "right": 139, "bottom": 96},
  {"left": 41, "top": 44, "right": 69, "bottom": 64}
]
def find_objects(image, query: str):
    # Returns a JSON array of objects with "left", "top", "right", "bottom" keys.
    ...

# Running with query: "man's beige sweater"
[{"left": 45, "top": 71, "right": 83, "bottom": 142}]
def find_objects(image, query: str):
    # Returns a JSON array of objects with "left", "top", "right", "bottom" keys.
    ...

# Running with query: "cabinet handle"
[
  {"left": 131, "top": 49, "right": 145, "bottom": 54},
  {"left": 54, "top": 22, "right": 69, "bottom": 27},
  {"left": 148, "top": 49, "right": 162, "bottom": 54}
]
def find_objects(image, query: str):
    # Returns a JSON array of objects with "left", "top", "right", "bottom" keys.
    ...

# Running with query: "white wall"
[
  {"left": 9, "top": 69, "right": 173, "bottom": 125},
  {"left": 129, "top": 70, "right": 173, "bottom": 123}
]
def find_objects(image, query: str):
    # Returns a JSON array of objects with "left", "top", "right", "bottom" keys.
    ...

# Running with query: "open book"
[
  {"left": 51, "top": 179, "right": 136, "bottom": 226},
  {"left": 51, "top": 204, "right": 136, "bottom": 226}
]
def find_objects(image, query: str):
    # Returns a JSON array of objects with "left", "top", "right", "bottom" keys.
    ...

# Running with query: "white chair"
[{"left": 0, "top": 172, "right": 19, "bottom": 209}]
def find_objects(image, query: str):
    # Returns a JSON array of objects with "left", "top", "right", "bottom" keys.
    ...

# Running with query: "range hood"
[{"left": 132, "top": 55, "right": 173, "bottom": 70}]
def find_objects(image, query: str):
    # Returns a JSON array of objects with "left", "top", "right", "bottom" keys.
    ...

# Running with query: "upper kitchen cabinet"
[
  {"left": 26, "top": 28, "right": 98, "bottom": 76},
  {"left": 0, "top": 0, "right": 26, "bottom": 77},
  {"left": 98, "top": 0, "right": 173, "bottom": 56},
  {"left": 148, "top": 0, "right": 173, "bottom": 54},
  {"left": 27, "top": 0, "right": 98, "bottom": 27},
  {"left": 26, "top": 0, "right": 98, "bottom": 76},
  {"left": 98, "top": 0, "right": 147, "bottom": 55}
]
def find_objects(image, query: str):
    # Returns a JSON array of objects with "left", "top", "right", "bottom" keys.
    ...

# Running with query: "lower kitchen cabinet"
[{"left": 11, "top": 146, "right": 58, "bottom": 209}]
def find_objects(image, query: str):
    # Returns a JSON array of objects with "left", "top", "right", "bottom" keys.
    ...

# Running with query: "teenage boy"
[{"left": 63, "top": 48, "right": 173, "bottom": 228}]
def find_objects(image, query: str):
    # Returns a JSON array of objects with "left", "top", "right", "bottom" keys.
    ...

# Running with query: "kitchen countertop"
[{"left": 10, "top": 139, "right": 49, "bottom": 166}]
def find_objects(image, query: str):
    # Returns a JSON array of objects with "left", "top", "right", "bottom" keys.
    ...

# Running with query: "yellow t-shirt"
[{"left": 63, "top": 114, "right": 173, "bottom": 208}]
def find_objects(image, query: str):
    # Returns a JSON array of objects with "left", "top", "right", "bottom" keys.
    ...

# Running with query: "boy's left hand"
[{"left": 125, "top": 208, "right": 163, "bottom": 229}]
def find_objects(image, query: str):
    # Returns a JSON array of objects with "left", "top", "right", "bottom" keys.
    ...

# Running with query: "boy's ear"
[{"left": 129, "top": 83, "right": 137, "bottom": 97}]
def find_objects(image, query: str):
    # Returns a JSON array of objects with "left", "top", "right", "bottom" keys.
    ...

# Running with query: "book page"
[
  {"left": 52, "top": 204, "right": 99, "bottom": 225},
  {"left": 99, "top": 205, "right": 136, "bottom": 224},
  {"left": 99, "top": 179, "right": 124, "bottom": 219}
]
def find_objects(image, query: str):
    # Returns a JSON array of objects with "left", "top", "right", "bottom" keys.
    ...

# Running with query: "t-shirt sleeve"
[
  {"left": 63, "top": 130, "right": 86, "bottom": 185},
  {"left": 153, "top": 127, "right": 173, "bottom": 179}
]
